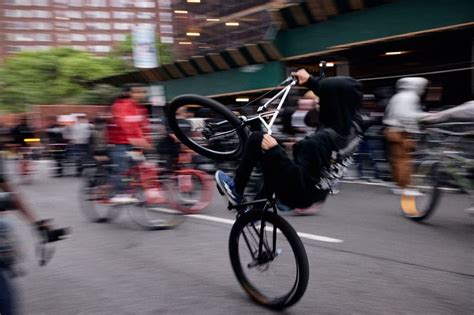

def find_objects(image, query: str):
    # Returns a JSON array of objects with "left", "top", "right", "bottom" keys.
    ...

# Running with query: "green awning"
[{"left": 161, "top": 61, "right": 285, "bottom": 101}]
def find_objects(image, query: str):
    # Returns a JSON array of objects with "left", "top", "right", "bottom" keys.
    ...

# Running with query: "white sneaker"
[
  {"left": 109, "top": 194, "right": 139, "bottom": 204},
  {"left": 402, "top": 189, "right": 424, "bottom": 197}
]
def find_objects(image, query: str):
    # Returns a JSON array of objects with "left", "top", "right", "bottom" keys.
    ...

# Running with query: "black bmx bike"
[{"left": 166, "top": 77, "right": 310, "bottom": 309}]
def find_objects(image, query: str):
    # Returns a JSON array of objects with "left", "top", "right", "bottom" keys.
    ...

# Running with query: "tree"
[
  {"left": 0, "top": 47, "right": 125, "bottom": 112},
  {"left": 110, "top": 34, "right": 173, "bottom": 70}
]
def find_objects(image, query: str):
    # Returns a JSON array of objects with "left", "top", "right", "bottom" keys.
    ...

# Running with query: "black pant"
[{"left": 234, "top": 132, "right": 327, "bottom": 208}]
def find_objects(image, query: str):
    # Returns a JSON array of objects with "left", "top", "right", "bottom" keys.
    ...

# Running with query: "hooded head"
[
  {"left": 316, "top": 76, "right": 362, "bottom": 136},
  {"left": 396, "top": 77, "right": 428, "bottom": 96}
]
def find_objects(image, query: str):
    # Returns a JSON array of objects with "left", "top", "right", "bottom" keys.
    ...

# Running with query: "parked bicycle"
[
  {"left": 166, "top": 75, "right": 362, "bottom": 309},
  {"left": 401, "top": 122, "right": 474, "bottom": 221},
  {"left": 79, "top": 149, "right": 212, "bottom": 230}
]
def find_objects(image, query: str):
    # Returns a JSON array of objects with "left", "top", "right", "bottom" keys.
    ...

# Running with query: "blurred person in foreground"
[
  {"left": 0, "top": 137, "right": 57, "bottom": 315},
  {"left": 215, "top": 69, "right": 362, "bottom": 211},
  {"left": 107, "top": 84, "right": 152, "bottom": 204},
  {"left": 383, "top": 77, "right": 429, "bottom": 196}
]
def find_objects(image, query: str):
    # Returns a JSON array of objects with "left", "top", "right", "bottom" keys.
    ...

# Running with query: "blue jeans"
[
  {"left": 0, "top": 268, "right": 15, "bottom": 315},
  {"left": 109, "top": 144, "right": 132, "bottom": 194}
]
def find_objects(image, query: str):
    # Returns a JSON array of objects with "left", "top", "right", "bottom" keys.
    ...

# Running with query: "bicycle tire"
[
  {"left": 127, "top": 183, "right": 185, "bottom": 230},
  {"left": 166, "top": 94, "right": 248, "bottom": 160},
  {"left": 79, "top": 167, "right": 121, "bottom": 223},
  {"left": 168, "top": 169, "right": 213, "bottom": 214},
  {"left": 229, "top": 209, "right": 309, "bottom": 310},
  {"left": 401, "top": 161, "right": 442, "bottom": 221}
]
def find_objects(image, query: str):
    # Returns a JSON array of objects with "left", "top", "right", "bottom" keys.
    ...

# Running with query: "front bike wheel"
[
  {"left": 229, "top": 209, "right": 309, "bottom": 310},
  {"left": 401, "top": 161, "right": 442, "bottom": 221},
  {"left": 168, "top": 169, "right": 213, "bottom": 214},
  {"left": 127, "top": 184, "right": 185, "bottom": 230},
  {"left": 79, "top": 167, "right": 121, "bottom": 223},
  {"left": 166, "top": 94, "right": 248, "bottom": 160}
]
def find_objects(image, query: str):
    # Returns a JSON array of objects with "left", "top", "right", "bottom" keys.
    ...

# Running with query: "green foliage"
[
  {"left": 0, "top": 47, "right": 125, "bottom": 112},
  {"left": 110, "top": 34, "right": 173, "bottom": 70}
]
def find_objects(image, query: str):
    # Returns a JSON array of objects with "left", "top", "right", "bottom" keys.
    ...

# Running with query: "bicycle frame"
[
  {"left": 233, "top": 197, "right": 280, "bottom": 266},
  {"left": 206, "top": 77, "right": 297, "bottom": 140}
]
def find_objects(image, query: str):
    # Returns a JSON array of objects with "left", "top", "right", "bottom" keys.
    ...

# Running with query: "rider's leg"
[{"left": 234, "top": 132, "right": 264, "bottom": 196}]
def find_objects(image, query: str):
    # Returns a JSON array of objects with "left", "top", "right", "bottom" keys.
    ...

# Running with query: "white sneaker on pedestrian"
[
  {"left": 402, "top": 189, "right": 424, "bottom": 197},
  {"left": 109, "top": 194, "right": 139, "bottom": 204}
]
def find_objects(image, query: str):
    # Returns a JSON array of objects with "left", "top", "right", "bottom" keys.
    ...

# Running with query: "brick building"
[{"left": 0, "top": 0, "right": 174, "bottom": 60}]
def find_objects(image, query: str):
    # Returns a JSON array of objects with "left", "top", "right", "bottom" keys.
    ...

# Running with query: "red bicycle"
[{"left": 79, "top": 150, "right": 213, "bottom": 230}]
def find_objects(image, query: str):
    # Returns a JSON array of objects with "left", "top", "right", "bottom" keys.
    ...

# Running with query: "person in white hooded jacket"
[{"left": 383, "top": 77, "right": 429, "bottom": 196}]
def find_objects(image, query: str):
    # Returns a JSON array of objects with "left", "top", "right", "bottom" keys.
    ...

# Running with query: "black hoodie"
[{"left": 267, "top": 76, "right": 362, "bottom": 183}]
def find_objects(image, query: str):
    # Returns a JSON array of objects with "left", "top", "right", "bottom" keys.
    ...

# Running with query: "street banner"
[{"left": 132, "top": 24, "right": 158, "bottom": 68}]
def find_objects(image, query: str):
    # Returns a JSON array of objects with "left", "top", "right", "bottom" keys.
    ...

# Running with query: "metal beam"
[
  {"left": 176, "top": 60, "right": 199, "bottom": 76},
  {"left": 192, "top": 55, "right": 214, "bottom": 73},
  {"left": 162, "top": 64, "right": 182, "bottom": 79},
  {"left": 244, "top": 44, "right": 267, "bottom": 63},
  {"left": 258, "top": 42, "right": 282, "bottom": 60},
  {"left": 289, "top": 4, "right": 310, "bottom": 26},
  {"left": 207, "top": 53, "right": 231, "bottom": 70},
  {"left": 225, "top": 48, "right": 248, "bottom": 67}
]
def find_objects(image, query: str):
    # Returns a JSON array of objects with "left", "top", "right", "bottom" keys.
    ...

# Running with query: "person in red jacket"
[{"left": 108, "top": 84, "right": 152, "bottom": 204}]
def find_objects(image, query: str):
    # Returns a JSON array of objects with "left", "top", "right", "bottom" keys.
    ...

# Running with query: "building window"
[
  {"left": 69, "top": 0, "right": 83, "bottom": 6},
  {"left": 113, "top": 11, "right": 135, "bottom": 19},
  {"left": 137, "top": 12, "right": 155, "bottom": 19},
  {"left": 114, "top": 23, "right": 131, "bottom": 30},
  {"left": 87, "top": 22, "right": 111, "bottom": 30},
  {"left": 158, "top": 0, "right": 171, "bottom": 9},
  {"left": 85, "top": 11, "right": 110, "bottom": 19},
  {"left": 159, "top": 12, "right": 172, "bottom": 22},
  {"left": 71, "top": 34, "right": 87, "bottom": 42},
  {"left": 85, "top": 0, "right": 106, "bottom": 7},
  {"left": 34, "top": 10, "right": 52, "bottom": 18},
  {"left": 66, "top": 11, "right": 82, "bottom": 19},
  {"left": 35, "top": 22, "right": 52, "bottom": 30},
  {"left": 33, "top": 0, "right": 49, "bottom": 5},
  {"left": 160, "top": 24, "right": 173, "bottom": 34},
  {"left": 88, "top": 34, "right": 111, "bottom": 41},
  {"left": 89, "top": 45, "right": 111, "bottom": 53},
  {"left": 70, "top": 22, "right": 85, "bottom": 30},
  {"left": 57, "top": 34, "right": 71, "bottom": 42},
  {"left": 161, "top": 36, "right": 174, "bottom": 44},
  {"left": 72, "top": 45, "right": 86, "bottom": 51},
  {"left": 113, "top": 34, "right": 127, "bottom": 41},
  {"left": 111, "top": 0, "right": 133, "bottom": 7},
  {"left": 135, "top": 1, "right": 155, "bottom": 8}
]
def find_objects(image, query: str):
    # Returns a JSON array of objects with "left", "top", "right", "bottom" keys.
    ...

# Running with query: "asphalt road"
[{"left": 4, "top": 160, "right": 473, "bottom": 314}]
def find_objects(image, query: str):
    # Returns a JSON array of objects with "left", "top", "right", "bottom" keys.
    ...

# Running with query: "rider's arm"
[
  {"left": 0, "top": 181, "right": 36, "bottom": 224},
  {"left": 291, "top": 69, "right": 324, "bottom": 93}
]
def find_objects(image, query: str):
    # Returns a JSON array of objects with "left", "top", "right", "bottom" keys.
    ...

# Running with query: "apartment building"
[{"left": 0, "top": 0, "right": 174, "bottom": 59}]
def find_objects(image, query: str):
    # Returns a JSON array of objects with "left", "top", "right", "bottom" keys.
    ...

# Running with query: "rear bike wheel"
[
  {"left": 229, "top": 209, "right": 309, "bottom": 310},
  {"left": 166, "top": 94, "right": 248, "bottom": 160},
  {"left": 79, "top": 167, "right": 121, "bottom": 223},
  {"left": 167, "top": 169, "right": 213, "bottom": 214},
  {"left": 401, "top": 161, "right": 442, "bottom": 221},
  {"left": 127, "top": 183, "right": 185, "bottom": 230}
]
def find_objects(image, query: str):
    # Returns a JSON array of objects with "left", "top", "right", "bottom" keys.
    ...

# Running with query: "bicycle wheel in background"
[
  {"left": 166, "top": 94, "right": 248, "bottom": 161},
  {"left": 127, "top": 183, "right": 185, "bottom": 230},
  {"left": 79, "top": 167, "right": 121, "bottom": 223},
  {"left": 229, "top": 209, "right": 309, "bottom": 310},
  {"left": 167, "top": 169, "right": 213, "bottom": 214},
  {"left": 401, "top": 161, "right": 442, "bottom": 221}
]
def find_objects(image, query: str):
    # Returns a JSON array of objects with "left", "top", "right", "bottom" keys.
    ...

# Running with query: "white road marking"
[{"left": 187, "top": 213, "right": 344, "bottom": 243}]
